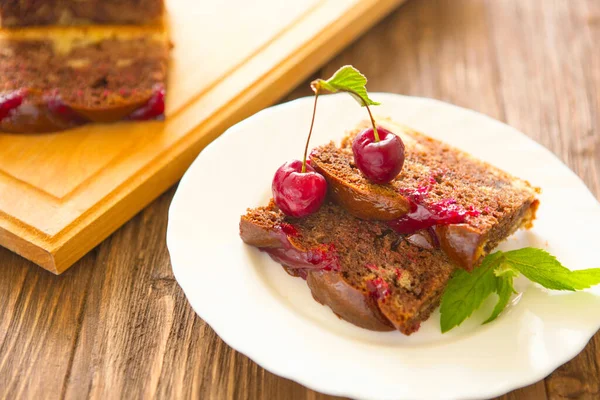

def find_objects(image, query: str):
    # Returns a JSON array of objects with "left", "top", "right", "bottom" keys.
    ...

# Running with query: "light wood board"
[{"left": 0, "top": 0, "right": 405, "bottom": 273}]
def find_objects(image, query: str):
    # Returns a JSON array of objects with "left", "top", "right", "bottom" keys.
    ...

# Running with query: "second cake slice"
[{"left": 310, "top": 119, "right": 540, "bottom": 271}]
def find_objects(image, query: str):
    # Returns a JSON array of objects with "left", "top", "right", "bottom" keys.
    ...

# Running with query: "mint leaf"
[
  {"left": 311, "top": 65, "right": 380, "bottom": 107},
  {"left": 439, "top": 252, "right": 502, "bottom": 333},
  {"left": 504, "top": 248, "right": 600, "bottom": 290},
  {"left": 483, "top": 273, "right": 516, "bottom": 324},
  {"left": 440, "top": 247, "right": 600, "bottom": 333}
]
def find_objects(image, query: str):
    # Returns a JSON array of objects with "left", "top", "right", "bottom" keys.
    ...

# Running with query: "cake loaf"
[
  {"left": 240, "top": 200, "right": 456, "bottom": 335},
  {"left": 310, "top": 119, "right": 540, "bottom": 271},
  {"left": 0, "top": 27, "right": 169, "bottom": 133},
  {"left": 0, "top": 0, "right": 164, "bottom": 27}
]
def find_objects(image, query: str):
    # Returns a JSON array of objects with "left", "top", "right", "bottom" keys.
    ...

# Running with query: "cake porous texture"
[{"left": 310, "top": 119, "right": 540, "bottom": 270}]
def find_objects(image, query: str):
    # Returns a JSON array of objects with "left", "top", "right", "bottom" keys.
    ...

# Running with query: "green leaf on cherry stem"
[{"left": 311, "top": 65, "right": 380, "bottom": 107}]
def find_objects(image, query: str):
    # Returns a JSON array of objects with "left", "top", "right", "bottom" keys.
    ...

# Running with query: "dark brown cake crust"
[
  {"left": 0, "top": 29, "right": 169, "bottom": 133},
  {"left": 0, "top": 0, "right": 164, "bottom": 27},
  {"left": 310, "top": 120, "right": 540, "bottom": 271},
  {"left": 312, "top": 147, "right": 412, "bottom": 220},
  {"left": 240, "top": 200, "right": 456, "bottom": 335},
  {"left": 307, "top": 271, "right": 394, "bottom": 331}
]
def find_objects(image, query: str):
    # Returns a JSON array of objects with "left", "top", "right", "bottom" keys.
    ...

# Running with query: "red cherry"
[
  {"left": 352, "top": 127, "right": 405, "bottom": 184},
  {"left": 0, "top": 90, "right": 26, "bottom": 121},
  {"left": 272, "top": 160, "right": 327, "bottom": 217},
  {"left": 129, "top": 84, "right": 166, "bottom": 121}
]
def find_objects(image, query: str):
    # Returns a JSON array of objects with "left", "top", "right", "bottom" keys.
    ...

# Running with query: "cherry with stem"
[
  {"left": 340, "top": 88, "right": 406, "bottom": 184},
  {"left": 272, "top": 89, "right": 327, "bottom": 217}
]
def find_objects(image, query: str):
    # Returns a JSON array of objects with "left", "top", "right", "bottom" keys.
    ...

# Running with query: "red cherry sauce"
[
  {"left": 279, "top": 223, "right": 299, "bottom": 237},
  {"left": 261, "top": 224, "right": 341, "bottom": 278},
  {"left": 388, "top": 199, "right": 480, "bottom": 234},
  {"left": 129, "top": 84, "right": 166, "bottom": 121},
  {"left": 366, "top": 277, "right": 390, "bottom": 300},
  {"left": 387, "top": 171, "right": 480, "bottom": 236},
  {"left": 0, "top": 90, "right": 26, "bottom": 122}
]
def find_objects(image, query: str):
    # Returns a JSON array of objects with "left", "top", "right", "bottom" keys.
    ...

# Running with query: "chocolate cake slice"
[
  {"left": 240, "top": 200, "right": 456, "bottom": 335},
  {"left": 310, "top": 119, "right": 540, "bottom": 271},
  {"left": 0, "top": 0, "right": 164, "bottom": 27},
  {"left": 0, "top": 27, "right": 169, "bottom": 133}
]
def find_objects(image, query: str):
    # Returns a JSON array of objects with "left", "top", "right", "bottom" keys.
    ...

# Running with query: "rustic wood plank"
[
  {"left": 0, "top": 0, "right": 599, "bottom": 399},
  {"left": 0, "top": 247, "right": 96, "bottom": 398},
  {"left": 321, "top": 0, "right": 506, "bottom": 118},
  {"left": 497, "top": 381, "right": 548, "bottom": 400}
]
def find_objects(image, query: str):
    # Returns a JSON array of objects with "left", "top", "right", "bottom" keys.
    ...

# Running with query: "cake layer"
[
  {"left": 240, "top": 200, "right": 456, "bottom": 335},
  {"left": 0, "top": 0, "right": 164, "bottom": 27},
  {"left": 0, "top": 27, "right": 169, "bottom": 133},
  {"left": 310, "top": 119, "right": 540, "bottom": 271}
]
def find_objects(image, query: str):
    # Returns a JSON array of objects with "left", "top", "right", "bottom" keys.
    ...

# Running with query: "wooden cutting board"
[{"left": 0, "top": 0, "right": 405, "bottom": 274}]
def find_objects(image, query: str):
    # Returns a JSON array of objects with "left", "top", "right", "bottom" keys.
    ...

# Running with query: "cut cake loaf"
[
  {"left": 310, "top": 119, "right": 540, "bottom": 271},
  {"left": 0, "top": 27, "right": 169, "bottom": 133},
  {"left": 240, "top": 200, "right": 456, "bottom": 335},
  {"left": 0, "top": 0, "right": 164, "bottom": 27}
]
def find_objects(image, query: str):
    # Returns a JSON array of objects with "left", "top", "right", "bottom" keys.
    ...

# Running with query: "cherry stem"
[
  {"left": 364, "top": 102, "right": 380, "bottom": 142},
  {"left": 345, "top": 88, "right": 379, "bottom": 142},
  {"left": 302, "top": 90, "right": 319, "bottom": 173}
]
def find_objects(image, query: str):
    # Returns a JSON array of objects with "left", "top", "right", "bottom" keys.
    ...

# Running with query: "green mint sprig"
[
  {"left": 440, "top": 248, "right": 600, "bottom": 333},
  {"left": 311, "top": 65, "right": 382, "bottom": 141}
]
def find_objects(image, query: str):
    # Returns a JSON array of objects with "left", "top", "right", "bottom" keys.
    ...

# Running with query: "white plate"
[{"left": 167, "top": 94, "right": 600, "bottom": 400}]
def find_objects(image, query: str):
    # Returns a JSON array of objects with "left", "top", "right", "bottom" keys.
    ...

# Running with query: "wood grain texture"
[
  {"left": 0, "top": 0, "right": 404, "bottom": 274},
  {"left": 0, "top": 0, "right": 599, "bottom": 398}
]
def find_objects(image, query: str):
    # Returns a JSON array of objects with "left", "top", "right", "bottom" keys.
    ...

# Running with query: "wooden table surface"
[{"left": 1, "top": 0, "right": 599, "bottom": 399}]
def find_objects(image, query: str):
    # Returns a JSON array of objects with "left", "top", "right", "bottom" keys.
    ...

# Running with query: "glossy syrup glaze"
[
  {"left": 46, "top": 91, "right": 88, "bottom": 123},
  {"left": 128, "top": 84, "right": 166, "bottom": 121},
  {"left": 387, "top": 174, "right": 480, "bottom": 235},
  {"left": 388, "top": 199, "right": 480, "bottom": 234},
  {"left": 0, "top": 85, "right": 166, "bottom": 133},
  {"left": 262, "top": 224, "right": 341, "bottom": 279}
]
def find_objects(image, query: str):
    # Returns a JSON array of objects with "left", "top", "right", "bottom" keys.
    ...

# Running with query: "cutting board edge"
[{"left": 0, "top": 224, "right": 57, "bottom": 273}]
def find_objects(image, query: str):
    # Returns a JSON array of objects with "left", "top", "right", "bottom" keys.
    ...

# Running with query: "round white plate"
[{"left": 167, "top": 94, "right": 600, "bottom": 400}]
